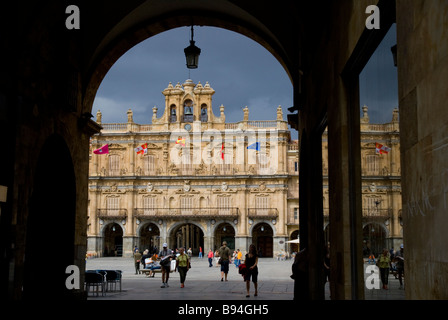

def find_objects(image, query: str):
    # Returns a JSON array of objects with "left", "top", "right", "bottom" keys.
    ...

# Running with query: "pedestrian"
[
  {"left": 214, "top": 249, "right": 220, "bottom": 266},
  {"left": 145, "top": 254, "right": 161, "bottom": 277},
  {"left": 159, "top": 243, "right": 174, "bottom": 288},
  {"left": 133, "top": 249, "right": 142, "bottom": 274},
  {"left": 291, "top": 248, "right": 309, "bottom": 301},
  {"left": 187, "top": 247, "right": 192, "bottom": 258},
  {"left": 218, "top": 241, "right": 231, "bottom": 281},
  {"left": 394, "top": 244, "right": 405, "bottom": 289},
  {"left": 176, "top": 247, "right": 190, "bottom": 288},
  {"left": 199, "top": 246, "right": 203, "bottom": 259},
  {"left": 208, "top": 249, "right": 214, "bottom": 267},
  {"left": 141, "top": 249, "right": 150, "bottom": 269},
  {"left": 235, "top": 249, "right": 242, "bottom": 267},
  {"left": 244, "top": 244, "right": 259, "bottom": 297},
  {"left": 368, "top": 253, "right": 376, "bottom": 265},
  {"left": 377, "top": 248, "right": 391, "bottom": 289}
]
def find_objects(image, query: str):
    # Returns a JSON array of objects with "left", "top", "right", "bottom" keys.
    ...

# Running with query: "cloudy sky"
[{"left": 93, "top": 24, "right": 398, "bottom": 139}]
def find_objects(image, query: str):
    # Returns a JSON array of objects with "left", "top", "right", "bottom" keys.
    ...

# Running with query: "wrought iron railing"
[
  {"left": 247, "top": 208, "right": 279, "bottom": 218},
  {"left": 97, "top": 208, "right": 127, "bottom": 219},
  {"left": 133, "top": 207, "right": 239, "bottom": 219}
]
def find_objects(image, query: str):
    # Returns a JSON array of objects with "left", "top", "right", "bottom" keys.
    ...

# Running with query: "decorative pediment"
[
  {"left": 138, "top": 182, "right": 162, "bottom": 194},
  {"left": 146, "top": 143, "right": 160, "bottom": 149},
  {"left": 108, "top": 143, "right": 126, "bottom": 150},
  {"left": 175, "top": 180, "right": 199, "bottom": 194},
  {"left": 213, "top": 182, "right": 237, "bottom": 193},
  {"left": 102, "top": 183, "right": 125, "bottom": 194},
  {"left": 250, "top": 181, "right": 274, "bottom": 193}
]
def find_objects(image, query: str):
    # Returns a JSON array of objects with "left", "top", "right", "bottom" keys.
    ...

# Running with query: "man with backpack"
[{"left": 159, "top": 243, "right": 173, "bottom": 288}]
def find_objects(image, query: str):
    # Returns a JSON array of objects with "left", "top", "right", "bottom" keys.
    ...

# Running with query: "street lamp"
[{"left": 184, "top": 25, "right": 201, "bottom": 69}]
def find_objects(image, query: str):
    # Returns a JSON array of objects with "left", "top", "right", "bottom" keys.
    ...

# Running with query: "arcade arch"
[
  {"left": 214, "top": 222, "right": 236, "bottom": 251},
  {"left": 362, "top": 222, "right": 388, "bottom": 258},
  {"left": 139, "top": 222, "right": 161, "bottom": 254},
  {"left": 251, "top": 222, "right": 274, "bottom": 257},
  {"left": 102, "top": 222, "right": 124, "bottom": 257},
  {"left": 169, "top": 222, "right": 204, "bottom": 255}
]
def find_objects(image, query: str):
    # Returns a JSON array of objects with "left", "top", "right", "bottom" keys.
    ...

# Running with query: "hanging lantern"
[{"left": 184, "top": 25, "right": 201, "bottom": 69}]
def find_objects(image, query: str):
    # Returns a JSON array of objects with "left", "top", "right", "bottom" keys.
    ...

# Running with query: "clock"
[{"left": 184, "top": 124, "right": 192, "bottom": 131}]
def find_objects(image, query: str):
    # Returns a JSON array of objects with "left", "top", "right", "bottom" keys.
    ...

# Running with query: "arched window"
[
  {"left": 183, "top": 100, "right": 194, "bottom": 122},
  {"left": 201, "top": 104, "right": 208, "bottom": 122},
  {"left": 170, "top": 105, "right": 177, "bottom": 122}
]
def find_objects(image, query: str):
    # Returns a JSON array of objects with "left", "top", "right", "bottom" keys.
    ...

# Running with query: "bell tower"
[{"left": 152, "top": 79, "right": 225, "bottom": 131}]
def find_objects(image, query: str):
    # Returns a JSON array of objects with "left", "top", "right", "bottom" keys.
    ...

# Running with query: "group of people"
[
  {"left": 214, "top": 241, "right": 259, "bottom": 297},
  {"left": 133, "top": 243, "right": 191, "bottom": 288},
  {"left": 132, "top": 241, "right": 260, "bottom": 297}
]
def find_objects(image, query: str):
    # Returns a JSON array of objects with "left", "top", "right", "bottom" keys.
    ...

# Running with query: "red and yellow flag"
[
  {"left": 176, "top": 138, "right": 186, "bottom": 147},
  {"left": 134, "top": 143, "right": 148, "bottom": 155},
  {"left": 375, "top": 142, "right": 391, "bottom": 155}
]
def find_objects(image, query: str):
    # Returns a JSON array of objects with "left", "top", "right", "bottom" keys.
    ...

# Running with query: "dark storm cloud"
[
  {"left": 359, "top": 25, "right": 398, "bottom": 124},
  {"left": 93, "top": 24, "right": 398, "bottom": 137},
  {"left": 93, "top": 27, "right": 294, "bottom": 126}
]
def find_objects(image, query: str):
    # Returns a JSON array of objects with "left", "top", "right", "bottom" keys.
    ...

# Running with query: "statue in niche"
[
  {"left": 183, "top": 180, "right": 191, "bottom": 192},
  {"left": 221, "top": 182, "right": 228, "bottom": 191},
  {"left": 147, "top": 182, "right": 154, "bottom": 192}
]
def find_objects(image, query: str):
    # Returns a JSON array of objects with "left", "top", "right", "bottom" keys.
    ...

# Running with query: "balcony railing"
[
  {"left": 97, "top": 208, "right": 127, "bottom": 219},
  {"left": 247, "top": 208, "right": 279, "bottom": 218},
  {"left": 323, "top": 208, "right": 390, "bottom": 221},
  {"left": 362, "top": 208, "right": 392, "bottom": 220},
  {"left": 133, "top": 207, "right": 239, "bottom": 219}
]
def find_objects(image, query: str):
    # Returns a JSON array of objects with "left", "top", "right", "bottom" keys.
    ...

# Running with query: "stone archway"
[
  {"left": 139, "top": 222, "right": 161, "bottom": 254},
  {"left": 289, "top": 229, "right": 300, "bottom": 254},
  {"left": 252, "top": 222, "right": 274, "bottom": 257},
  {"left": 214, "top": 222, "right": 236, "bottom": 251},
  {"left": 362, "top": 222, "right": 388, "bottom": 258},
  {"left": 103, "top": 223, "right": 124, "bottom": 257},
  {"left": 82, "top": 4, "right": 299, "bottom": 116},
  {"left": 169, "top": 222, "right": 204, "bottom": 255}
]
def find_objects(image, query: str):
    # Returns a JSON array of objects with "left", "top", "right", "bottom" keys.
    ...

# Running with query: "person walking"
[
  {"left": 235, "top": 249, "right": 243, "bottom": 267},
  {"left": 208, "top": 249, "right": 214, "bottom": 267},
  {"left": 214, "top": 249, "right": 220, "bottom": 267},
  {"left": 394, "top": 244, "right": 405, "bottom": 289},
  {"left": 176, "top": 247, "right": 190, "bottom": 288},
  {"left": 291, "top": 248, "right": 309, "bottom": 301},
  {"left": 133, "top": 249, "right": 142, "bottom": 274},
  {"left": 199, "top": 246, "right": 203, "bottom": 259},
  {"left": 218, "top": 241, "right": 231, "bottom": 281},
  {"left": 244, "top": 244, "right": 259, "bottom": 297},
  {"left": 377, "top": 248, "right": 391, "bottom": 289},
  {"left": 159, "top": 243, "right": 173, "bottom": 288}
]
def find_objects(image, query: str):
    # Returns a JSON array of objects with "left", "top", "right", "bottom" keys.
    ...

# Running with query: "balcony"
[
  {"left": 362, "top": 208, "right": 392, "bottom": 221},
  {"left": 322, "top": 208, "right": 391, "bottom": 222},
  {"left": 97, "top": 208, "right": 127, "bottom": 219},
  {"left": 247, "top": 208, "right": 279, "bottom": 219},
  {"left": 133, "top": 207, "right": 239, "bottom": 219}
]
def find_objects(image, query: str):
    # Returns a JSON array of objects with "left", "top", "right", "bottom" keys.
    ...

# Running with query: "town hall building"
[{"left": 87, "top": 80, "right": 401, "bottom": 258}]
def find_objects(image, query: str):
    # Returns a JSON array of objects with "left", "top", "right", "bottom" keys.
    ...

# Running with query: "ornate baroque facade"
[{"left": 87, "top": 80, "right": 402, "bottom": 258}]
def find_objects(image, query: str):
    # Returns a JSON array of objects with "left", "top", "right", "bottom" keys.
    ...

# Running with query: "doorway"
[
  {"left": 252, "top": 223, "right": 274, "bottom": 257},
  {"left": 103, "top": 223, "right": 123, "bottom": 257}
]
